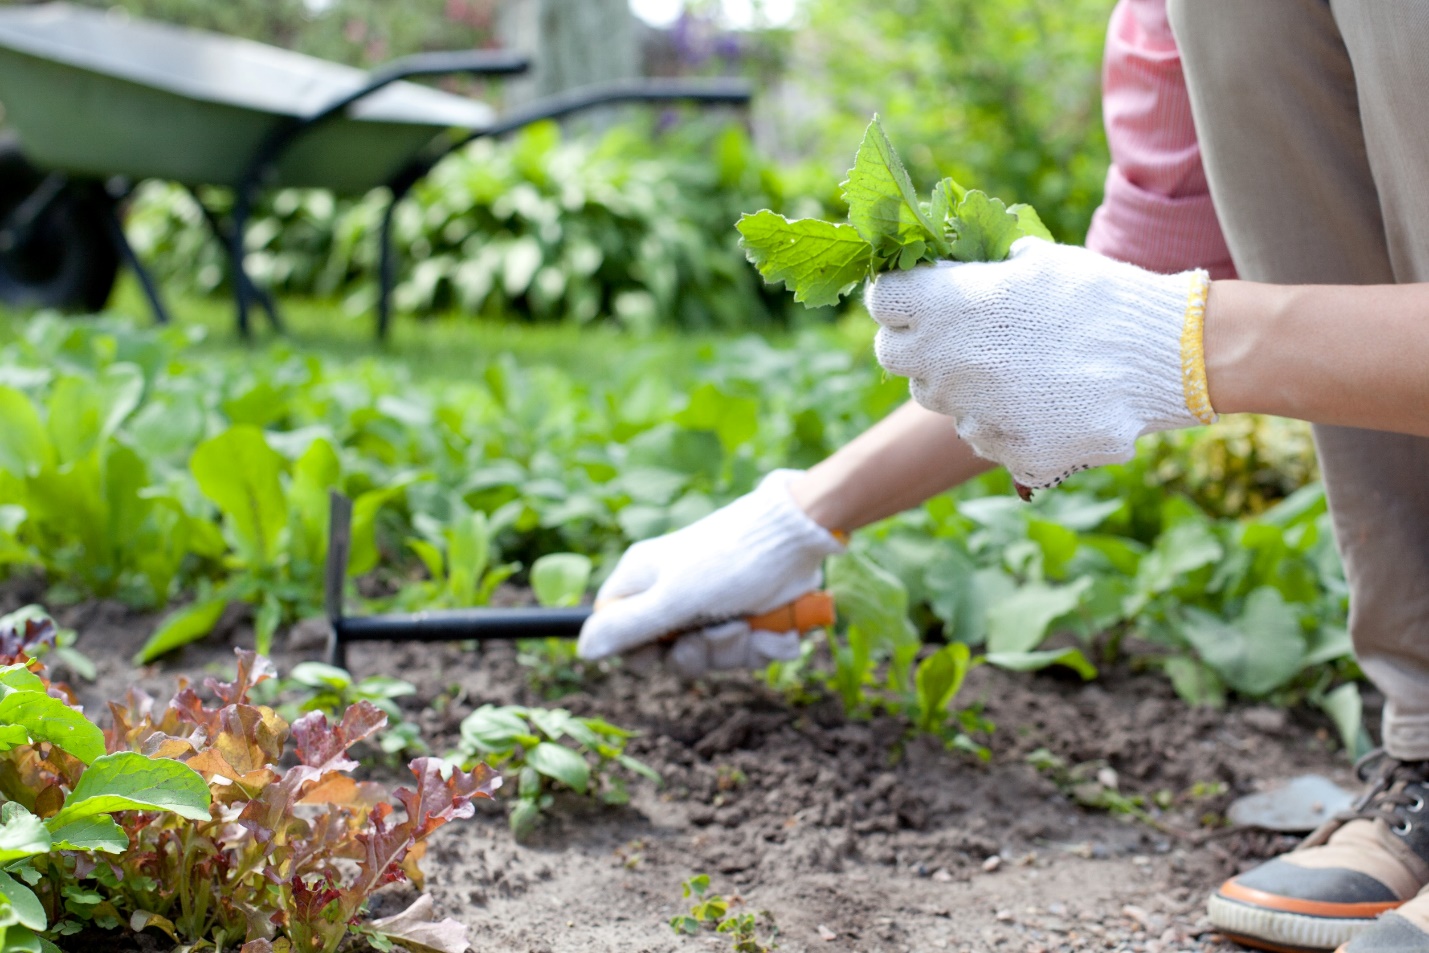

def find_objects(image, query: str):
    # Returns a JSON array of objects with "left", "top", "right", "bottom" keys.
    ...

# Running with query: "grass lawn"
[{"left": 0, "top": 276, "right": 874, "bottom": 389}]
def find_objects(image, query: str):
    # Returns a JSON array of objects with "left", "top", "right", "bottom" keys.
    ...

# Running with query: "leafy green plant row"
[
  {"left": 0, "top": 316, "right": 1355, "bottom": 739},
  {"left": 127, "top": 121, "right": 841, "bottom": 331}
]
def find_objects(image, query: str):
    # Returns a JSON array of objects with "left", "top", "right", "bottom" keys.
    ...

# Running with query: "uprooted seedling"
[
  {"left": 670, "top": 874, "right": 778, "bottom": 953},
  {"left": 737, "top": 115, "right": 1051, "bottom": 308}
]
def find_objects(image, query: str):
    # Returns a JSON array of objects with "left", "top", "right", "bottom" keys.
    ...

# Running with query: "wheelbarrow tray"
[{"left": 0, "top": 3, "right": 496, "bottom": 195}]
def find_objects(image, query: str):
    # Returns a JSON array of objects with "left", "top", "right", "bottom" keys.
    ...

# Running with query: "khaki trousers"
[{"left": 1168, "top": 0, "right": 1429, "bottom": 759}]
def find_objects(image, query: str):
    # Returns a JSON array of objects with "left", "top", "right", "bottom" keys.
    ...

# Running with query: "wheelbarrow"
[
  {"left": 0, "top": 3, "right": 751, "bottom": 337},
  {"left": 322, "top": 491, "right": 835, "bottom": 671}
]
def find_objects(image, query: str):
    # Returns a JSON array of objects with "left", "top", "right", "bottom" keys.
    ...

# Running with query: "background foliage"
[
  {"left": 128, "top": 122, "right": 836, "bottom": 331},
  {"left": 62, "top": 0, "right": 496, "bottom": 69}
]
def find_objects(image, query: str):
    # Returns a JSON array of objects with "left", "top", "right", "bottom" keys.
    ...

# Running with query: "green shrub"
[{"left": 127, "top": 121, "right": 837, "bottom": 332}]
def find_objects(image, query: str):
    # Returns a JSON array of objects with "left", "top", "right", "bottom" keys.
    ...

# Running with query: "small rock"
[
  {"left": 933, "top": 868, "right": 953, "bottom": 882},
  {"left": 995, "top": 910, "right": 1013, "bottom": 923},
  {"left": 982, "top": 855, "right": 1002, "bottom": 872},
  {"left": 817, "top": 924, "right": 837, "bottom": 941}
]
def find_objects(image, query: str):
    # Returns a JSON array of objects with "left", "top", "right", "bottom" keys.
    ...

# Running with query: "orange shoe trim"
[
  {"left": 1219, "top": 930, "right": 1341, "bottom": 953},
  {"left": 1218, "top": 879, "right": 1403, "bottom": 919}
]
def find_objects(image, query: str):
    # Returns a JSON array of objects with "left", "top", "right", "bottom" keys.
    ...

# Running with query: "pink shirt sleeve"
[{"left": 1085, "top": 0, "right": 1236, "bottom": 279}]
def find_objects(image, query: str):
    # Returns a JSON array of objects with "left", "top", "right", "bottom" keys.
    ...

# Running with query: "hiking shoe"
[{"left": 1210, "top": 751, "right": 1429, "bottom": 952}]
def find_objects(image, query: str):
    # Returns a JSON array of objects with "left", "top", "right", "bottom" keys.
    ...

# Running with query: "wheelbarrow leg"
[
  {"left": 186, "top": 187, "right": 282, "bottom": 332},
  {"left": 97, "top": 192, "right": 171, "bottom": 325},
  {"left": 376, "top": 179, "right": 418, "bottom": 342}
]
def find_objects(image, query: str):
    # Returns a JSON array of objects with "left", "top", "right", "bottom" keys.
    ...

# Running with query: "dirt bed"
[{"left": 20, "top": 588, "right": 1364, "bottom": 953}]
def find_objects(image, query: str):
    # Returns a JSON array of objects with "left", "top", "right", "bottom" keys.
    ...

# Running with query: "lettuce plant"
[
  {"left": 93, "top": 650, "right": 498, "bottom": 953},
  {"left": 0, "top": 611, "right": 498, "bottom": 953},
  {"left": 0, "top": 610, "right": 211, "bottom": 951}
]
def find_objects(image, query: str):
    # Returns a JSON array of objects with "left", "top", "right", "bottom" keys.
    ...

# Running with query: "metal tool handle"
[{"left": 324, "top": 491, "right": 837, "bottom": 668}]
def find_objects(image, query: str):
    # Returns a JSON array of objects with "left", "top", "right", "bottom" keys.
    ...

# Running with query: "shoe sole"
[{"left": 1209, "top": 893, "right": 1381, "bottom": 952}]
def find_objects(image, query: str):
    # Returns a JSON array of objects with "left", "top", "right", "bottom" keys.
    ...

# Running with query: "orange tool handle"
[{"left": 593, "top": 590, "right": 836, "bottom": 641}]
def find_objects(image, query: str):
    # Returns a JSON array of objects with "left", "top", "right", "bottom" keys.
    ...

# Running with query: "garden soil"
[{"left": 27, "top": 590, "right": 1364, "bottom": 953}]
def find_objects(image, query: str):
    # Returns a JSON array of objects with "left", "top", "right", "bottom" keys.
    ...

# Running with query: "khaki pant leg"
[{"left": 1168, "top": 0, "right": 1429, "bottom": 758}]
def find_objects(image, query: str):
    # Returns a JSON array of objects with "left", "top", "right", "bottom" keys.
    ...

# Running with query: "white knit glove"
[
  {"left": 577, "top": 470, "right": 845, "bottom": 677},
  {"left": 867, "top": 239, "right": 1214, "bottom": 491}
]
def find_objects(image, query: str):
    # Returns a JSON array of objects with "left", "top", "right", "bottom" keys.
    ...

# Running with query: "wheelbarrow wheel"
[{"left": 0, "top": 135, "right": 119, "bottom": 314}]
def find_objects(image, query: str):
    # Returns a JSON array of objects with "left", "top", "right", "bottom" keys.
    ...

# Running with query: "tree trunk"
[{"left": 497, "top": 0, "right": 639, "bottom": 106}]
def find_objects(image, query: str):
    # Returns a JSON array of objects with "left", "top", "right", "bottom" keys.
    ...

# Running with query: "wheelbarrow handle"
[{"left": 366, "top": 50, "right": 532, "bottom": 86}]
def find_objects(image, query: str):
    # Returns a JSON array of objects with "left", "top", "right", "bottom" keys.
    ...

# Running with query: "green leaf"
[
  {"left": 1137, "top": 519, "right": 1223, "bottom": 596},
  {"left": 0, "top": 871, "right": 45, "bottom": 930},
  {"left": 133, "top": 597, "right": 227, "bottom": 665},
  {"left": 289, "top": 662, "right": 353, "bottom": 692},
  {"left": 0, "top": 805, "right": 49, "bottom": 864},
  {"left": 617, "top": 753, "right": 662, "bottom": 784},
  {"left": 4, "top": 925, "right": 43, "bottom": 953},
  {"left": 736, "top": 212, "right": 873, "bottom": 308},
  {"left": 1177, "top": 588, "right": 1304, "bottom": 697},
  {"left": 530, "top": 554, "right": 593, "bottom": 608},
  {"left": 948, "top": 191, "right": 1024, "bottom": 262},
  {"left": 0, "top": 689, "right": 105, "bottom": 765},
  {"left": 48, "top": 752, "right": 211, "bottom": 829},
  {"left": 914, "top": 643, "right": 972, "bottom": 732},
  {"left": 985, "top": 578, "right": 1091, "bottom": 654},
  {"left": 0, "top": 387, "right": 53, "bottom": 478},
  {"left": 190, "top": 426, "right": 287, "bottom": 567},
  {"left": 509, "top": 798, "right": 541, "bottom": 839},
  {"left": 460, "top": 705, "right": 532, "bottom": 752},
  {"left": 1008, "top": 203, "right": 1054, "bottom": 242},
  {"left": 1163, "top": 656, "right": 1225, "bottom": 708},
  {"left": 985, "top": 647, "right": 1098, "bottom": 680},
  {"left": 44, "top": 814, "right": 127, "bottom": 854},
  {"left": 1318, "top": 683, "right": 1372, "bottom": 760},
  {"left": 445, "top": 507, "right": 490, "bottom": 606},
  {"left": 674, "top": 383, "right": 759, "bottom": 454},
  {"left": 348, "top": 481, "right": 416, "bottom": 577},
  {"left": 525, "top": 742, "right": 590, "bottom": 794},
  {"left": 0, "top": 666, "right": 44, "bottom": 695},
  {"left": 827, "top": 552, "right": 919, "bottom": 654},
  {"left": 842, "top": 115, "right": 944, "bottom": 256}
]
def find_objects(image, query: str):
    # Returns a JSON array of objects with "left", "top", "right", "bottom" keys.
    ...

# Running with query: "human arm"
[
  {"left": 866, "top": 240, "right": 1429, "bottom": 491},
  {"left": 789, "top": 399, "right": 995, "bottom": 532},
  {"left": 576, "top": 406, "right": 994, "bottom": 673},
  {"left": 1204, "top": 280, "right": 1429, "bottom": 435}
]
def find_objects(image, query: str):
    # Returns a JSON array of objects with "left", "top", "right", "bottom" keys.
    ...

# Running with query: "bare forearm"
[
  {"left": 1205, "top": 281, "right": 1429, "bottom": 437},
  {"left": 789, "top": 400, "right": 995, "bottom": 532}
]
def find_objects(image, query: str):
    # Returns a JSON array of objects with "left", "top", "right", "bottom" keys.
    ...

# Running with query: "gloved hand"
[
  {"left": 577, "top": 469, "right": 845, "bottom": 677},
  {"left": 866, "top": 238, "right": 1215, "bottom": 491}
]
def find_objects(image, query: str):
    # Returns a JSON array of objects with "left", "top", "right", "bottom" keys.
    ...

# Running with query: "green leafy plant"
[
  {"left": 137, "top": 427, "right": 408, "bottom": 662},
  {"left": 0, "top": 366, "right": 217, "bottom": 607},
  {"left": 517, "top": 553, "right": 595, "bottom": 698},
  {"left": 451, "top": 704, "right": 657, "bottom": 839},
  {"left": 0, "top": 609, "right": 212, "bottom": 950},
  {"left": 737, "top": 116, "right": 1051, "bottom": 307},
  {"left": 92, "top": 650, "right": 498, "bottom": 953},
  {"left": 400, "top": 499, "right": 517, "bottom": 611},
  {"left": 670, "top": 875, "right": 778, "bottom": 953},
  {"left": 821, "top": 548, "right": 1086, "bottom": 752}
]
